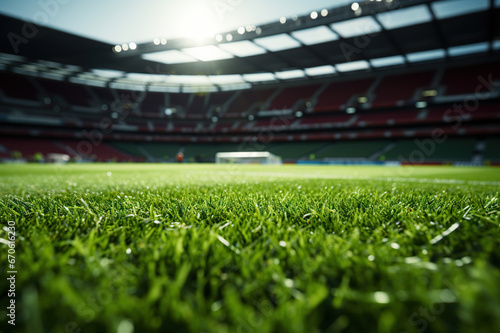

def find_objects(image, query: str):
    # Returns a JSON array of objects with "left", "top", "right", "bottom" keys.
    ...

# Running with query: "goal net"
[{"left": 216, "top": 151, "right": 282, "bottom": 165}]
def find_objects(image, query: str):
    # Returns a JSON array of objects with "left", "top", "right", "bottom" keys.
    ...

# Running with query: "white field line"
[{"left": 201, "top": 171, "right": 500, "bottom": 187}]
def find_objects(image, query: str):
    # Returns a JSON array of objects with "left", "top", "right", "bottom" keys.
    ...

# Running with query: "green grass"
[{"left": 1, "top": 164, "right": 500, "bottom": 333}]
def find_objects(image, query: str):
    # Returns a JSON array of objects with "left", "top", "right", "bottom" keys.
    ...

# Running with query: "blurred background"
[{"left": 0, "top": 0, "right": 498, "bottom": 165}]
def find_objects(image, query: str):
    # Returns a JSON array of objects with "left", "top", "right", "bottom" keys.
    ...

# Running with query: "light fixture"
[
  {"left": 129, "top": 42, "right": 137, "bottom": 50},
  {"left": 351, "top": 2, "right": 360, "bottom": 11},
  {"left": 238, "top": 27, "right": 245, "bottom": 34},
  {"left": 153, "top": 38, "right": 160, "bottom": 45},
  {"left": 160, "top": 38, "right": 167, "bottom": 45},
  {"left": 113, "top": 45, "right": 122, "bottom": 53},
  {"left": 226, "top": 34, "right": 233, "bottom": 42},
  {"left": 310, "top": 11, "right": 318, "bottom": 19},
  {"left": 416, "top": 101, "right": 428, "bottom": 108},
  {"left": 122, "top": 44, "right": 129, "bottom": 51},
  {"left": 280, "top": 16, "right": 287, "bottom": 24},
  {"left": 422, "top": 90, "right": 438, "bottom": 97},
  {"left": 321, "top": 9, "right": 328, "bottom": 17},
  {"left": 346, "top": 107, "right": 356, "bottom": 114}
]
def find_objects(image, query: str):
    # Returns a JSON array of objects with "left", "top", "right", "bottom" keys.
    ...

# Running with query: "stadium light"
[
  {"left": 422, "top": 90, "right": 438, "bottom": 97},
  {"left": 237, "top": 27, "right": 245, "bottom": 35},
  {"left": 357, "top": 96, "right": 368, "bottom": 104},
  {"left": 122, "top": 44, "right": 129, "bottom": 51},
  {"left": 226, "top": 34, "right": 233, "bottom": 42},
  {"left": 113, "top": 45, "right": 122, "bottom": 53},
  {"left": 129, "top": 42, "right": 137, "bottom": 50},
  {"left": 415, "top": 101, "right": 428, "bottom": 109},
  {"left": 153, "top": 38, "right": 160, "bottom": 45},
  {"left": 280, "top": 16, "right": 287, "bottom": 24},
  {"left": 351, "top": 2, "right": 360, "bottom": 11},
  {"left": 160, "top": 38, "right": 167, "bottom": 45},
  {"left": 310, "top": 11, "right": 318, "bottom": 19},
  {"left": 346, "top": 107, "right": 356, "bottom": 114},
  {"left": 321, "top": 9, "right": 328, "bottom": 17}
]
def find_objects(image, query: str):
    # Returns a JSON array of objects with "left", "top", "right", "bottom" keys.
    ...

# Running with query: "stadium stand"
[
  {"left": 384, "top": 138, "right": 477, "bottom": 162},
  {"left": 371, "top": 71, "right": 434, "bottom": 108},
  {"left": 0, "top": 71, "right": 40, "bottom": 101},
  {"left": 140, "top": 92, "right": 165, "bottom": 116},
  {"left": 484, "top": 138, "right": 500, "bottom": 162},
  {"left": 314, "top": 79, "right": 373, "bottom": 112},
  {"left": 38, "top": 79, "right": 93, "bottom": 107},
  {"left": 225, "top": 88, "right": 276, "bottom": 117},
  {"left": 440, "top": 63, "right": 500, "bottom": 96},
  {"left": 268, "top": 84, "right": 321, "bottom": 111},
  {"left": 0, "top": 137, "right": 70, "bottom": 160},
  {"left": 314, "top": 141, "right": 391, "bottom": 160},
  {"left": 0, "top": 1, "right": 499, "bottom": 166}
]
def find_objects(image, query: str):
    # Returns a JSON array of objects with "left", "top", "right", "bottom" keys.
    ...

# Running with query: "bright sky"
[{"left": 0, "top": 0, "right": 351, "bottom": 44}]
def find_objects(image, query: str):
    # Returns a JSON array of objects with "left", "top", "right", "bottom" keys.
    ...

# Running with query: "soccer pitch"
[{"left": 1, "top": 164, "right": 500, "bottom": 333}]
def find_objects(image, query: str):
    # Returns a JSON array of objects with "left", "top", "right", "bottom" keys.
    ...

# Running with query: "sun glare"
[{"left": 177, "top": 5, "right": 221, "bottom": 42}]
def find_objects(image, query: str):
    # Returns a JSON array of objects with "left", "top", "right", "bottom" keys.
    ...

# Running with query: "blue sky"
[{"left": 0, "top": 0, "right": 351, "bottom": 44}]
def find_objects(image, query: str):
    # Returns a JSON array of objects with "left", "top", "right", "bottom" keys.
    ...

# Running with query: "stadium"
[{"left": 0, "top": 0, "right": 499, "bottom": 332}]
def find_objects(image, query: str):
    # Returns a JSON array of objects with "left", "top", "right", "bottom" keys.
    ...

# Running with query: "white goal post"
[{"left": 216, "top": 151, "right": 282, "bottom": 165}]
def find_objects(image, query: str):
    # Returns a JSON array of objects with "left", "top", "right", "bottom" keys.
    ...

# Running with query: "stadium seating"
[
  {"left": 0, "top": 71, "right": 40, "bottom": 101},
  {"left": 225, "top": 88, "right": 276, "bottom": 117},
  {"left": 371, "top": 71, "right": 434, "bottom": 108},
  {"left": 440, "top": 63, "right": 500, "bottom": 96},
  {"left": 314, "top": 78, "right": 373, "bottom": 112},
  {"left": 38, "top": 79, "right": 93, "bottom": 107},
  {"left": 268, "top": 84, "right": 321, "bottom": 110},
  {"left": 60, "top": 140, "right": 135, "bottom": 162},
  {"left": 140, "top": 92, "right": 165, "bottom": 115},
  {"left": 186, "top": 94, "right": 208, "bottom": 117},
  {"left": 0, "top": 137, "right": 70, "bottom": 159}
]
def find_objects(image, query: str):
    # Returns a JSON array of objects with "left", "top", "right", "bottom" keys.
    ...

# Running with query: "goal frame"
[{"left": 215, "top": 151, "right": 282, "bottom": 165}]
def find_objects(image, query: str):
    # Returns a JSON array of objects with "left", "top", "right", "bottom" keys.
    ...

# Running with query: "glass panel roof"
[
  {"left": 377, "top": 5, "right": 432, "bottom": 30},
  {"left": 330, "top": 16, "right": 381, "bottom": 38},
  {"left": 141, "top": 50, "right": 197, "bottom": 64},
  {"left": 275, "top": 69, "right": 306, "bottom": 80},
  {"left": 218, "top": 41, "right": 267, "bottom": 57},
  {"left": 208, "top": 75, "right": 246, "bottom": 85},
  {"left": 336, "top": 60, "right": 370, "bottom": 72},
  {"left": 406, "top": 49, "right": 446, "bottom": 63},
  {"left": 242, "top": 73, "right": 276, "bottom": 82},
  {"left": 370, "top": 55, "right": 406, "bottom": 68},
  {"left": 448, "top": 42, "right": 489, "bottom": 57},
  {"left": 91, "top": 68, "right": 124, "bottom": 78},
  {"left": 431, "top": 0, "right": 489, "bottom": 19},
  {"left": 304, "top": 65, "right": 336, "bottom": 76},
  {"left": 182, "top": 45, "right": 234, "bottom": 62},
  {"left": 291, "top": 26, "right": 339, "bottom": 45},
  {"left": 253, "top": 33, "right": 301, "bottom": 52}
]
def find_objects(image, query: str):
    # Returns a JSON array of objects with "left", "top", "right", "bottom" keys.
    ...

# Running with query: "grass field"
[{"left": 1, "top": 164, "right": 500, "bottom": 333}]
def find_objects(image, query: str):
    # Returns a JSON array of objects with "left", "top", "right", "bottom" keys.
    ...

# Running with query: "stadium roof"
[{"left": 1, "top": 0, "right": 499, "bottom": 92}]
